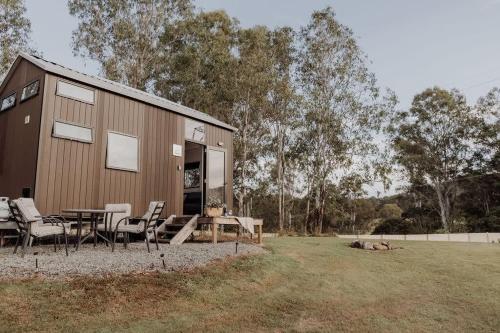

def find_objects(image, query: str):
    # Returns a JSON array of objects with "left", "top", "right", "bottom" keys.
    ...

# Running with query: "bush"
[{"left": 372, "top": 218, "right": 412, "bottom": 234}]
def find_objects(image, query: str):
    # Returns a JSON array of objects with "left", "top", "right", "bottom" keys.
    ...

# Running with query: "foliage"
[
  {"left": 379, "top": 203, "right": 403, "bottom": 219},
  {"left": 0, "top": 0, "right": 36, "bottom": 80},
  {"left": 297, "top": 7, "right": 396, "bottom": 234},
  {"left": 68, "top": 2, "right": 498, "bottom": 233},
  {"left": 155, "top": 9, "right": 237, "bottom": 121},
  {"left": 68, "top": 0, "right": 193, "bottom": 90},
  {"left": 205, "top": 196, "right": 224, "bottom": 209},
  {"left": 390, "top": 87, "right": 489, "bottom": 231}
]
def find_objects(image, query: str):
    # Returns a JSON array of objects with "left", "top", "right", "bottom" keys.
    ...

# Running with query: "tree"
[
  {"left": 391, "top": 87, "right": 485, "bottom": 231},
  {"left": 338, "top": 174, "right": 367, "bottom": 233},
  {"left": 155, "top": 9, "right": 237, "bottom": 121},
  {"left": 232, "top": 26, "right": 273, "bottom": 216},
  {"left": 379, "top": 203, "right": 403, "bottom": 219},
  {"left": 68, "top": 0, "right": 192, "bottom": 90},
  {"left": 0, "top": 0, "right": 36, "bottom": 80},
  {"left": 264, "top": 27, "right": 301, "bottom": 231},
  {"left": 298, "top": 7, "right": 393, "bottom": 234},
  {"left": 474, "top": 87, "right": 500, "bottom": 173}
]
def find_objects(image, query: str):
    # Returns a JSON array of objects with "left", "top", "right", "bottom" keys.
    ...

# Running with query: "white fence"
[{"left": 337, "top": 233, "right": 500, "bottom": 243}]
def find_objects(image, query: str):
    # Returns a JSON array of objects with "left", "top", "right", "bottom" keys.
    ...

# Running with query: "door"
[
  {"left": 183, "top": 142, "right": 204, "bottom": 215},
  {"left": 206, "top": 148, "right": 226, "bottom": 207}
]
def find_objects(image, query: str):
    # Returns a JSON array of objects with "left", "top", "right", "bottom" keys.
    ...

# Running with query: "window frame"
[
  {"left": 105, "top": 131, "right": 140, "bottom": 173},
  {"left": 20, "top": 79, "right": 40, "bottom": 103},
  {"left": 206, "top": 145, "right": 227, "bottom": 205},
  {"left": 0, "top": 92, "right": 17, "bottom": 112},
  {"left": 185, "top": 118, "right": 206, "bottom": 143},
  {"left": 52, "top": 119, "right": 94, "bottom": 144},
  {"left": 56, "top": 79, "right": 95, "bottom": 105}
]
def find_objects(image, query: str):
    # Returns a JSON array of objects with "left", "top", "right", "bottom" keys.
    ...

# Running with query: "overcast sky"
[
  {"left": 23, "top": 0, "right": 500, "bottom": 196},
  {"left": 25, "top": 0, "right": 500, "bottom": 109}
]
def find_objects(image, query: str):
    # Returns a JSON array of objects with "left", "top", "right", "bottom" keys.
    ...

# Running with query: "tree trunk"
[
  {"left": 434, "top": 182, "right": 450, "bottom": 232},
  {"left": 318, "top": 182, "right": 326, "bottom": 235},
  {"left": 238, "top": 106, "right": 249, "bottom": 217},
  {"left": 277, "top": 129, "right": 284, "bottom": 231},
  {"left": 304, "top": 181, "right": 311, "bottom": 235}
]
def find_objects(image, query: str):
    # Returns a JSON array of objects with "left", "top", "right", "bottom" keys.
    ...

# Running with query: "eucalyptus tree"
[
  {"left": 264, "top": 27, "right": 301, "bottom": 231},
  {"left": 391, "top": 87, "right": 485, "bottom": 232},
  {"left": 232, "top": 26, "right": 274, "bottom": 216},
  {"left": 298, "top": 7, "right": 393, "bottom": 234},
  {"left": 68, "top": 0, "right": 192, "bottom": 90},
  {"left": 474, "top": 87, "right": 500, "bottom": 173},
  {"left": 155, "top": 9, "right": 238, "bottom": 122},
  {"left": 0, "top": 0, "right": 36, "bottom": 80}
]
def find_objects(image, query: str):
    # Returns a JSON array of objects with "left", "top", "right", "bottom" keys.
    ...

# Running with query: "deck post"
[
  {"left": 257, "top": 225, "right": 263, "bottom": 245},
  {"left": 212, "top": 223, "right": 218, "bottom": 244}
]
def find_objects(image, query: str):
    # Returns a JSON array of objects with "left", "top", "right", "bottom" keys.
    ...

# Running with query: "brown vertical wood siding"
[
  {"left": 0, "top": 59, "right": 45, "bottom": 198},
  {"left": 34, "top": 74, "right": 233, "bottom": 216}
]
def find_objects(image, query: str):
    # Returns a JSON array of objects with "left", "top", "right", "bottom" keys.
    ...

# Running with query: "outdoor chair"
[
  {"left": 112, "top": 201, "right": 165, "bottom": 253},
  {"left": 0, "top": 197, "right": 19, "bottom": 247},
  {"left": 8, "top": 198, "right": 70, "bottom": 257},
  {"left": 97, "top": 203, "right": 132, "bottom": 243}
]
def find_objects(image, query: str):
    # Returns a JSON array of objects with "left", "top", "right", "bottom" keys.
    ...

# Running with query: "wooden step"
[
  {"left": 165, "top": 223, "right": 187, "bottom": 228},
  {"left": 169, "top": 215, "right": 199, "bottom": 245}
]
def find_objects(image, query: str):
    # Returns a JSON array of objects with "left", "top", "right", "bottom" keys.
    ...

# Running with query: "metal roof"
[{"left": 18, "top": 53, "right": 236, "bottom": 131}]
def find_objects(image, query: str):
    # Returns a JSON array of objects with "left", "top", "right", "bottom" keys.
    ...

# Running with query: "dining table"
[{"left": 61, "top": 208, "right": 126, "bottom": 250}]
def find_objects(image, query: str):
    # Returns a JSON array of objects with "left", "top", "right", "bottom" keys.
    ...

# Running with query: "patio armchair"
[
  {"left": 96, "top": 203, "right": 132, "bottom": 242},
  {"left": 0, "top": 197, "right": 19, "bottom": 247},
  {"left": 8, "top": 198, "right": 70, "bottom": 257},
  {"left": 112, "top": 201, "right": 165, "bottom": 253}
]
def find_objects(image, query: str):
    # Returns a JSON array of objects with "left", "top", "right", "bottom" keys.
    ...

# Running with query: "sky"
[{"left": 23, "top": 0, "right": 500, "bottom": 196}]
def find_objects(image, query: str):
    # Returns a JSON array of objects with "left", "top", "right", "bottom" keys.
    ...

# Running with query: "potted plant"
[{"left": 205, "top": 197, "right": 225, "bottom": 217}]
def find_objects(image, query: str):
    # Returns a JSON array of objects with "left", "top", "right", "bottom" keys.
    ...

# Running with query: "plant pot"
[{"left": 205, "top": 207, "right": 223, "bottom": 217}]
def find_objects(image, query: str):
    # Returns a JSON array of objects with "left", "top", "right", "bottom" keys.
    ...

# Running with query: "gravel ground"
[{"left": 0, "top": 241, "right": 266, "bottom": 279}]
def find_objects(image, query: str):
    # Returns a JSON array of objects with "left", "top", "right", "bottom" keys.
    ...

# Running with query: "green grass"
[{"left": 0, "top": 238, "right": 499, "bottom": 332}]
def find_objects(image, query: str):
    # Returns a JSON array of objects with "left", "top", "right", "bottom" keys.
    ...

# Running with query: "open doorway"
[{"left": 183, "top": 142, "right": 204, "bottom": 215}]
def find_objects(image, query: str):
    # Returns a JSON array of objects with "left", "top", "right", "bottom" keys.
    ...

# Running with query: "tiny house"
[{"left": 0, "top": 54, "right": 235, "bottom": 217}]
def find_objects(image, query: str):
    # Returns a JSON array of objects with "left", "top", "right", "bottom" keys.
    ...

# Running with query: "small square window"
[
  {"left": 106, "top": 132, "right": 139, "bottom": 172},
  {"left": 0, "top": 93, "right": 16, "bottom": 112},
  {"left": 185, "top": 119, "right": 205, "bottom": 142},
  {"left": 21, "top": 80, "right": 40, "bottom": 102}
]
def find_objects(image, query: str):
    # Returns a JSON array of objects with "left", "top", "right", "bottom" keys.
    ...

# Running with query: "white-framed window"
[
  {"left": 21, "top": 80, "right": 40, "bottom": 102},
  {"left": 0, "top": 93, "right": 16, "bottom": 112},
  {"left": 106, "top": 131, "right": 139, "bottom": 172},
  {"left": 52, "top": 120, "right": 93, "bottom": 143},
  {"left": 56, "top": 80, "right": 95, "bottom": 104},
  {"left": 185, "top": 118, "right": 205, "bottom": 142}
]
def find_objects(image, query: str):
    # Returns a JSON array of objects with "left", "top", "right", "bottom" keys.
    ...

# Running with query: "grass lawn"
[{"left": 1, "top": 238, "right": 499, "bottom": 332}]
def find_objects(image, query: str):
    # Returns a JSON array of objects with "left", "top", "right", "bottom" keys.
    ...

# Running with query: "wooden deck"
[{"left": 197, "top": 217, "right": 264, "bottom": 244}]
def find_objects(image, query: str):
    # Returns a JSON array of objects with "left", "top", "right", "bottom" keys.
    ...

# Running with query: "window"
[
  {"left": 185, "top": 119, "right": 205, "bottom": 142},
  {"left": 106, "top": 132, "right": 139, "bottom": 172},
  {"left": 21, "top": 80, "right": 40, "bottom": 102},
  {"left": 207, "top": 149, "right": 226, "bottom": 204},
  {"left": 56, "top": 80, "right": 95, "bottom": 104},
  {"left": 53, "top": 120, "right": 93, "bottom": 143},
  {"left": 0, "top": 93, "right": 16, "bottom": 112}
]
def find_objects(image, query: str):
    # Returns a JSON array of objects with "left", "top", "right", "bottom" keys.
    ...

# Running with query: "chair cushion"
[
  {"left": 101, "top": 203, "right": 131, "bottom": 230},
  {"left": 30, "top": 224, "right": 66, "bottom": 237},
  {"left": 0, "top": 197, "right": 9, "bottom": 219},
  {"left": 115, "top": 224, "right": 143, "bottom": 234},
  {"left": 142, "top": 201, "right": 162, "bottom": 221},
  {"left": 0, "top": 221, "right": 18, "bottom": 230},
  {"left": 14, "top": 198, "right": 43, "bottom": 223}
]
